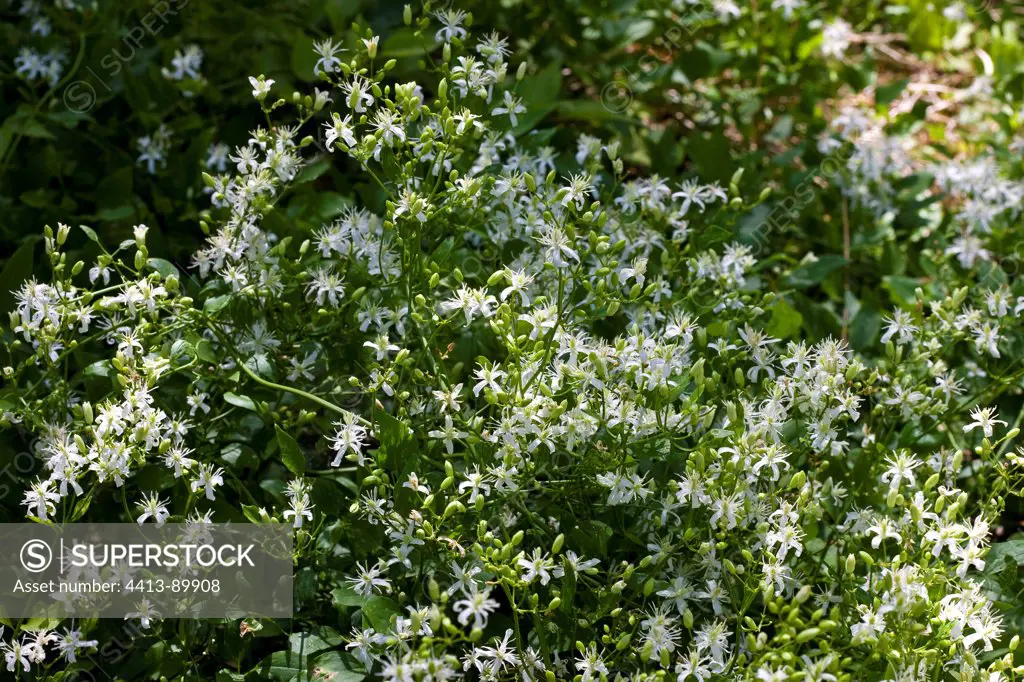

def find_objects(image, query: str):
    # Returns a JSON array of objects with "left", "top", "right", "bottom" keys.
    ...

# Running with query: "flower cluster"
[{"left": 3, "top": 4, "right": 1024, "bottom": 682}]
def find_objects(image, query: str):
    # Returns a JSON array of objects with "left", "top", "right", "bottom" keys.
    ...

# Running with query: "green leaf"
[
  {"left": 225, "top": 392, "right": 258, "bottom": 411},
  {"left": 381, "top": 28, "right": 437, "bottom": 58},
  {"left": 21, "top": 189, "right": 55, "bottom": 208},
  {"left": 876, "top": 78, "right": 911, "bottom": 105},
  {"left": 882, "top": 275, "right": 921, "bottom": 307},
  {"left": 221, "top": 442, "right": 259, "bottom": 469},
  {"left": 373, "top": 409, "right": 412, "bottom": 450},
  {"left": 79, "top": 224, "right": 99, "bottom": 242},
  {"left": 289, "top": 631, "right": 338, "bottom": 658},
  {"left": 204, "top": 295, "right": 231, "bottom": 314},
  {"left": 276, "top": 425, "right": 306, "bottom": 476},
  {"left": 786, "top": 255, "right": 847, "bottom": 288},
  {"left": 95, "top": 205, "right": 135, "bottom": 221},
  {"left": 987, "top": 535, "right": 1024, "bottom": 568},
  {"left": 519, "top": 62, "right": 562, "bottom": 109},
  {"left": 257, "top": 650, "right": 302, "bottom": 681},
  {"left": 308, "top": 652, "right": 365, "bottom": 682},
  {"left": 11, "top": 116, "right": 55, "bottom": 140},
  {"left": 766, "top": 298, "right": 804, "bottom": 339},
  {"left": 622, "top": 18, "right": 656, "bottom": 43},
  {"left": 360, "top": 596, "right": 400, "bottom": 631},
  {"left": 797, "top": 34, "right": 824, "bottom": 60},
  {"left": 147, "top": 258, "right": 180, "bottom": 279},
  {"left": 554, "top": 100, "right": 640, "bottom": 126},
  {"left": 291, "top": 35, "right": 319, "bottom": 82},
  {"left": 83, "top": 360, "right": 113, "bottom": 377},
  {"left": 242, "top": 504, "right": 265, "bottom": 523},
  {"left": 313, "top": 191, "right": 354, "bottom": 220},
  {"left": 69, "top": 493, "right": 92, "bottom": 521},
  {"left": 293, "top": 158, "right": 331, "bottom": 185},
  {"left": 849, "top": 304, "right": 881, "bottom": 350},
  {"left": 332, "top": 584, "right": 365, "bottom": 609}
]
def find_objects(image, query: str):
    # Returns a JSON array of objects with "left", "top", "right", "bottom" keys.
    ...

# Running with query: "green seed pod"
[
  {"left": 886, "top": 488, "right": 899, "bottom": 508},
  {"left": 796, "top": 627, "right": 821, "bottom": 643},
  {"left": 443, "top": 500, "right": 465, "bottom": 518}
]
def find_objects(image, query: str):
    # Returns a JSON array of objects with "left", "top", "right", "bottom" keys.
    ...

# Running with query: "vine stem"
[
  {"left": 233, "top": 350, "right": 372, "bottom": 428},
  {"left": 205, "top": 320, "right": 372, "bottom": 428}
]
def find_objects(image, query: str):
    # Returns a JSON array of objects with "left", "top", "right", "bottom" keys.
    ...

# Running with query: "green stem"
[{"left": 234, "top": 353, "right": 371, "bottom": 427}]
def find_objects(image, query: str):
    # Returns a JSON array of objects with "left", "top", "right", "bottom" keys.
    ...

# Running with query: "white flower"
[
  {"left": 125, "top": 599, "right": 160, "bottom": 629},
  {"left": 821, "top": 20, "right": 854, "bottom": 59},
  {"left": 190, "top": 463, "right": 225, "bottom": 501},
  {"left": 434, "top": 9, "right": 468, "bottom": 42},
  {"left": 348, "top": 560, "right": 392, "bottom": 596},
  {"left": 453, "top": 584, "right": 500, "bottom": 628},
  {"left": 964, "top": 406, "right": 1006, "bottom": 438},
  {"left": 491, "top": 90, "right": 526, "bottom": 127},
  {"left": 136, "top": 492, "right": 170, "bottom": 527},
  {"left": 458, "top": 468, "right": 491, "bottom": 503},
  {"left": 313, "top": 38, "right": 346, "bottom": 76},
  {"left": 771, "top": 0, "right": 807, "bottom": 19},
  {"left": 517, "top": 548, "right": 554, "bottom": 585},
  {"left": 427, "top": 415, "right": 467, "bottom": 455},
  {"left": 249, "top": 75, "right": 274, "bottom": 100},
  {"left": 324, "top": 113, "right": 358, "bottom": 151},
  {"left": 283, "top": 493, "right": 314, "bottom": 529},
  {"left": 329, "top": 419, "right": 369, "bottom": 467}
]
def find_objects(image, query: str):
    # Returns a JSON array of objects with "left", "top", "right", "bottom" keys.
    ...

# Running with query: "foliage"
[{"left": 2, "top": 2, "right": 1024, "bottom": 682}]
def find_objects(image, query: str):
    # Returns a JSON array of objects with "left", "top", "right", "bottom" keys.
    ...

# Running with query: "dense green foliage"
[{"left": 3, "top": 1, "right": 1024, "bottom": 681}]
